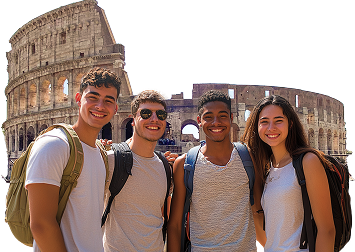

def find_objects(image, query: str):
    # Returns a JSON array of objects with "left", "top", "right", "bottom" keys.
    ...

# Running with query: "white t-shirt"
[
  {"left": 103, "top": 150, "right": 167, "bottom": 252},
  {"left": 261, "top": 162, "right": 308, "bottom": 252},
  {"left": 25, "top": 128, "right": 106, "bottom": 252}
]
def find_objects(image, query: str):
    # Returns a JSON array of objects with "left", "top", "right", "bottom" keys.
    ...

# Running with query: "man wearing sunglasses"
[{"left": 103, "top": 90, "right": 175, "bottom": 252}]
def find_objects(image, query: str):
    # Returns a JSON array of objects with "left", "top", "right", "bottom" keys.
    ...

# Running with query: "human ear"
[{"left": 75, "top": 93, "right": 82, "bottom": 106}]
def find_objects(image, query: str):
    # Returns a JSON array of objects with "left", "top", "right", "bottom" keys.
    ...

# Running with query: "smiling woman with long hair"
[{"left": 241, "top": 95, "right": 335, "bottom": 252}]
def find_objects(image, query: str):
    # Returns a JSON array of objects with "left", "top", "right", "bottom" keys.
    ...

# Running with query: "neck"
[
  {"left": 202, "top": 138, "right": 234, "bottom": 157},
  {"left": 129, "top": 134, "right": 157, "bottom": 158},
  {"left": 271, "top": 146, "right": 290, "bottom": 167},
  {"left": 72, "top": 121, "right": 100, "bottom": 148}
]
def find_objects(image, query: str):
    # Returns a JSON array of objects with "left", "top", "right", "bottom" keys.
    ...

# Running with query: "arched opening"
[
  {"left": 11, "top": 130, "right": 15, "bottom": 152},
  {"left": 327, "top": 129, "right": 332, "bottom": 155},
  {"left": 308, "top": 129, "right": 315, "bottom": 148},
  {"left": 41, "top": 80, "right": 51, "bottom": 105},
  {"left": 101, "top": 122, "right": 112, "bottom": 140},
  {"left": 56, "top": 77, "right": 69, "bottom": 103},
  {"left": 27, "top": 127, "right": 35, "bottom": 147},
  {"left": 318, "top": 128, "right": 325, "bottom": 153},
  {"left": 159, "top": 122, "right": 176, "bottom": 145},
  {"left": 39, "top": 124, "right": 48, "bottom": 133},
  {"left": 20, "top": 87, "right": 26, "bottom": 112},
  {"left": 245, "top": 110, "right": 251, "bottom": 121},
  {"left": 125, "top": 118, "right": 133, "bottom": 140},
  {"left": 29, "top": 84, "right": 37, "bottom": 107},
  {"left": 181, "top": 124, "right": 199, "bottom": 142},
  {"left": 19, "top": 128, "right": 24, "bottom": 151}
]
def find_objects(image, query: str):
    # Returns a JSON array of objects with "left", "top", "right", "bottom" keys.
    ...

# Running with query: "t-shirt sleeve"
[{"left": 25, "top": 129, "right": 70, "bottom": 188}]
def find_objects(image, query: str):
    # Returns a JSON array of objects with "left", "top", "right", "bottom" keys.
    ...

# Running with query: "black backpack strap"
[
  {"left": 233, "top": 142, "right": 255, "bottom": 206},
  {"left": 101, "top": 142, "right": 133, "bottom": 227},
  {"left": 154, "top": 151, "right": 172, "bottom": 242},
  {"left": 292, "top": 153, "right": 316, "bottom": 252}
]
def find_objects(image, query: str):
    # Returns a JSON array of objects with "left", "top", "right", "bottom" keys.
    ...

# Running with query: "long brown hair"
[{"left": 240, "top": 95, "right": 329, "bottom": 182}]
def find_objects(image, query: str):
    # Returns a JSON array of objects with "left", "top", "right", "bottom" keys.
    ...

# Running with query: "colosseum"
[{"left": 2, "top": 0, "right": 348, "bottom": 180}]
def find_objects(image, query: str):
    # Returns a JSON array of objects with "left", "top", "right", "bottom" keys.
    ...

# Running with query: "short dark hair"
[
  {"left": 80, "top": 67, "right": 121, "bottom": 99},
  {"left": 198, "top": 90, "right": 231, "bottom": 116},
  {"left": 131, "top": 90, "right": 166, "bottom": 115}
]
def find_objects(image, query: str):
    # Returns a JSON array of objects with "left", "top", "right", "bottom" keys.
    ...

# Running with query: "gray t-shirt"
[
  {"left": 103, "top": 150, "right": 167, "bottom": 252},
  {"left": 190, "top": 148, "right": 257, "bottom": 251}
]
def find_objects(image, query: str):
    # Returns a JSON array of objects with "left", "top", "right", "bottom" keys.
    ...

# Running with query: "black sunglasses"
[{"left": 139, "top": 108, "right": 167, "bottom": 121}]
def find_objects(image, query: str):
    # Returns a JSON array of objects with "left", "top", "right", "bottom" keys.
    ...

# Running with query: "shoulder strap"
[
  {"left": 101, "top": 142, "right": 133, "bottom": 227},
  {"left": 96, "top": 139, "right": 110, "bottom": 187},
  {"left": 154, "top": 151, "right": 172, "bottom": 242},
  {"left": 184, "top": 145, "right": 201, "bottom": 195},
  {"left": 42, "top": 124, "right": 84, "bottom": 224},
  {"left": 292, "top": 153, "right": 316, "bottom": 252},
  {"left": 181, "top": 144, "right": 202, "bottom": 251},
  {"left": 233, "top": 142, "right": 255, "bottom": 206}
]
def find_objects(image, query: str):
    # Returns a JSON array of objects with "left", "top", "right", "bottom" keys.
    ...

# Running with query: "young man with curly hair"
[
  {"left": 26, "top": 67, "right": 120, "bottom": 252},
  {"left": 167, "top": 90, "right": 262, "bottom": 251},
  {"left": 103, "top": 90, "right": 177, "bottom": 252}
]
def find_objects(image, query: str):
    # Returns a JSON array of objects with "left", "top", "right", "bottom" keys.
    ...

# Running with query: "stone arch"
[
  {"left": 121, "top": 118, "right": 133, "bottom": 141},
  {"left": 11, "top": 130, "right": 15, "bottom": 152},
  {"left": 12, "top": 90, "right": 18, "bottom": 115},
  {"left": 19, "top": 127, "right": 24, "bottom": 151},
  {"left": 181, "top": 119, "right": 199, "bottom": 142},
  {"left": 19, "top": 87, "right": 26, "bottom": 112},
  {"left": 56, "top": 76, "right": 69, "bottom": 103},
  {"left": 29, "top": 83, "right": 37, "bottom": 107},
  {"left": 101, "top": 122, "right": 112, "bottom": 140},
  {"left": 327, "top": 129, "right": 332, "bottom": 155},
  {"left": 39, "top": 124, "right": 48, "bottom": 133},
  {"left": 308, "top": 128, "right": 315, "bottom": 148},
  {"left": 333, "top": 130, "right": 339, "bottom": 154},
  {"left": 41, "top": 79, "right": 51, "bottom": 105},
  {"left": 318, "top": 128, "right": 326, "bottom": 153},
  {"left": 27, "top": 126, "right": 35, "bottom": 147}
]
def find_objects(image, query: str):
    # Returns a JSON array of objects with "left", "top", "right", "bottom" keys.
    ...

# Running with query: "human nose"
[
  {"left": 149, "top": 111, "right": 159, "bottom": 121},
  {"left": 95, "top": 99, "right": 105, "bottom": 110},
  {"left": 267, "top": 122, "right": 276, "bottom": 130}
]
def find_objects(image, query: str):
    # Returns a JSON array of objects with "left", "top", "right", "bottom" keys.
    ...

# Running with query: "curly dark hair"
[
  {"left": 80, "top": 67, "right": 121, "bottom": 99},
  {"left": 131, "top": 90, "right": 166, "bottom": 115},
  {"left": 198, "top": 90, "right": 231, "bottom": 116}
]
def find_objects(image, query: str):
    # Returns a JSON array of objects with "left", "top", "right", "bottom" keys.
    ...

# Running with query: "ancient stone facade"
[
  {"left": 3, "top": 0, "right": 131, "bottom": 164},
  {"left": 2, "top": 1, "right": 348, "bottom": 178}
]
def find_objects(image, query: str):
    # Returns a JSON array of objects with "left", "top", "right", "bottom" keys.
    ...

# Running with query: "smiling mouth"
[
  {"left": 146, "top": 126, "right": 160, "bottom": 130},
  {"left": 91, "top": 112, "right": 105, "bottom": 118},
  {"left": 210, "top": 128, "right": 223, "bottom": 133},
  {"left": 266, "top": 134, "right": 279, "bottom": 138}
]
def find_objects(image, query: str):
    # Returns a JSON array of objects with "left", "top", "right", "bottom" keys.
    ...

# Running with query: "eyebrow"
[
  {"left": 203, "top": 110, "right": 229, "bottom": 115},
  {"left": 259, "top": 115, "right": 285, "bottom": 120},
  {"left": 88, "top": 91, "right": 116, "bottom": 101}
]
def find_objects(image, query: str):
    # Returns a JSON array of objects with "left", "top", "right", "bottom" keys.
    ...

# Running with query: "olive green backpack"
[{"left": 5, "top": 123, "right": 109, "bottom": 247}]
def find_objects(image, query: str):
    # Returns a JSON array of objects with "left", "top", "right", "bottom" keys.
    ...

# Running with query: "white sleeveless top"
[
  {"left": 261, "top": 162, "right": 309, "bottom": 252},
  {"left": 190, "top": 149, "right": 257, "bottom": 251}
]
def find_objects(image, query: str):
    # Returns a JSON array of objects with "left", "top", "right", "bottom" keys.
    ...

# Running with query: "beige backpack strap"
[
  {"left": 96, "top": 139, "right": 110, "bottom": 187},
  {"left": 44, "top": 124, "right": 84, "bottom": 224}
]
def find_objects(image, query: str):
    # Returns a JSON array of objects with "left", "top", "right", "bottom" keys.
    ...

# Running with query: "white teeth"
[
  {"left": 267, "top": 134, "right": 278, "bottom": 138},
  {"left": 147, "top": 126, "right": 158, "bottom": 130},
  {"left": 92, "top": 112, "right": 104, "bottom": 118},
  {"left": 211, "top": 129, "right": 222, "bottom": 132}
]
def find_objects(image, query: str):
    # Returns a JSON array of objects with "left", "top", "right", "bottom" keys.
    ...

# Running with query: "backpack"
[
  {"left": 181, "top": 141, "right": 255, "bottom": 252},
  {"left": 5, "top": 123, "right": 109, "bottom": 247},
  {"left": 293, "top": 152, "right": 352, "bottom": 252},
  {"left": 101, "top": 142, "right": 172, "bottom": 241}
]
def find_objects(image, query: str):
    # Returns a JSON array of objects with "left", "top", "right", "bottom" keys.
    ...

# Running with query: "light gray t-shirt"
[
  {"left": 103, "top": 150, "right": 167, "bottom": 252},
  {"left": 190, "top": 148, "right": 257, "bottom": 251}
]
